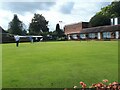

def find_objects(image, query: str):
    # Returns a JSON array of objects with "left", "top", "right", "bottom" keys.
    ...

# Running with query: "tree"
[
  {"left": 51, "top": 31, "right": 58, "bottom": 40},
  {"left": 22, "top": 30, "right": 27, "bottom": 35},
  {"left": 29, "top": 14, "right": 49, "bottom": 35},
  {"left": 8, "top": 14, "right": 24, "bottom": 35},
  {"left": 89, "top": 14, "right": 110, "bottom": 27},
  {"left": 89, "top": 1, "right": 120, "bottom": 27},
  {"left": 109, "top": 1, "right": 120, "bottom": 17},
  {"left": 98, "top": 1, "right": 120, "bottom": 18},
  {"left": 55, "top": 23, "right": 64, "bottom": 39}
]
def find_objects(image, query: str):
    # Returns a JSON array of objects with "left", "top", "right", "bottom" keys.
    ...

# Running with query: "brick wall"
[{"left": 64, "top": 22, "right": 89, "bottom": 35}]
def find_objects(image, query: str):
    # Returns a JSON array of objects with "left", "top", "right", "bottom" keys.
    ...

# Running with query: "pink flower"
[
  {"left": 80, "top": 81, "right": 87, "bottom": 88},
  {"left": 96, "top": 83, "right": 101, "bottom": 87},
  {"left": 80, "top": 81, "right": 84, "bottom": 85},
  {"left": 103, "top": 79, "right": 108, "bottom": 83},
  {"left": 112, "top": 81, "right": 118, "bottom": 85},
  {"left": 82, "top": 84, "right": 86, "bottom": 88},
  {"left": 95, "top": 82, "right": 104, "bottom": 88}
]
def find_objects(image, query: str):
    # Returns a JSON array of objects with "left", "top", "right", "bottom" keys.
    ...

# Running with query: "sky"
[{"left": 0, "top": 0, "right": 112, "bottom": 31}]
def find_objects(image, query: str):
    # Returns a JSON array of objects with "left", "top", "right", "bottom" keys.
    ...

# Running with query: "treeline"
[{"left": 7, "top": 14, "right": 66, "bottom": 41}]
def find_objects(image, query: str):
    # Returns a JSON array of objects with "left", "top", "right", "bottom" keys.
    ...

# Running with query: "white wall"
[
  {"left": 114, "top": 18, "right": 118, "bottom": 25},
  {"left": 97, "top": 32, "right": 101, "bottom": 39},
  {"left": 115, "top": 31, "right": 119, "bottom": 39}
]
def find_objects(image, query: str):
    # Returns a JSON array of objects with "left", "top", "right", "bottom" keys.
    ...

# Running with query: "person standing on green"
[{"left": 14, "top": 35, "right": 20, "bottom": 47}]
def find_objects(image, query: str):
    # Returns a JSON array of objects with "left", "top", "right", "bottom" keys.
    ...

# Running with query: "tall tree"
[
  {"left": 89, "top": 14, "right": 110, "bottom": 27},
  {"left": 55, "top": 23, "right": 64, "bottom": 38},
  {"left": 111, "top": 1, "right": 120, "bottom": 17},
  {"left": 8, "top": 14, "right": 24, "bottom": 35},
  {"left": 29, "top": 14, "right": 49, "bottom": 35},
  {"left": 98, "top": 1, "right": 120, "bottom": 18}
]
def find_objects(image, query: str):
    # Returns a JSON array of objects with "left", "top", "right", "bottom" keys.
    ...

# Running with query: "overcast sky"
[{"left": 0, "top": 0, "right": 112, "bottom": 31}]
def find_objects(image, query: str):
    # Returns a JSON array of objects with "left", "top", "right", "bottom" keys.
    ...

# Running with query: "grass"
[{"left": 2, "top": 41, "right": 118, "bottom": 88}]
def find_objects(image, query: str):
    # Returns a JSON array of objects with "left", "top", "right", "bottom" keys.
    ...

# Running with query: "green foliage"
[
  {"left": 41, "top": 32, "right": 49, "bottom": 41},
  {"left": 50, "top": 31, "right": 58, "bottom": 40},
  {"left": 99, "top": 1, "right": 120, "bottom": 18},
  {"left": 89, "top": 1, "right": 120, "bottom": 27},
  {"left": 2, "top": 41, "right": 118, "bottom": 87},
  {"left": 55, "top": 23, "right": 65, "bottom": 40},
  {"left": 22, "top": 30, "right": 27, "bottom": 35},
  {"left": 89, "top": 14, "right": 110, "bottom": 27},
  {"left": 8, "top": 14, "right": 24, "bottom": 35},
  {"left": 110, "top": 1, "right": 120, "bottom": 17},
  {"left": 29, "top": 13, "right": 49, "bottom": 35}
]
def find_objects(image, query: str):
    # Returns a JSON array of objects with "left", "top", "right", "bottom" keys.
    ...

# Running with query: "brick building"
[
  {"left": 64, "top": 18, "right": 120, "bottom": 40},
  {"left": 64, "top": 22, "right": 89, "bottom": 40},
  {"left": 80, "top": 24, "right": 120, "bottom": 40}
]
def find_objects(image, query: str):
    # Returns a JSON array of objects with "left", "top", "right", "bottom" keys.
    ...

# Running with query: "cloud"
[
  {"left": 0, "top": 9, "right": 13, "bottom": 30},
  {"left": 0, "top": 2, "right": 56, "bottom": 14},
  {"left": 70, "top": 2, "right": 111, "bottom": 21},
  {"left": 59, "top": 2, "right": 74, "bottom": 14},
  {"left": 0, "top": 1, "right": 111, "bottom": 31}
]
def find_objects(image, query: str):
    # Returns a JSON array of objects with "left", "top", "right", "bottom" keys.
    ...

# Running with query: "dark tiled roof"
[
  {"left": 0, "top": 26, "right": 8, "bottom": 33},
  {"left": 80, "top": 24, "right": 120, "bottom": 33}
]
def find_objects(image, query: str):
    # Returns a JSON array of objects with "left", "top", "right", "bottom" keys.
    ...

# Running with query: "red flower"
[
  {"left": 80, "top": 81, "right": 84, "bottom": 85},
  {"left": 82, "top": 84, "right": 86, "bottom": 88},
  {"left": 80, "top": 81, "right": 87, "bottom": 88}
]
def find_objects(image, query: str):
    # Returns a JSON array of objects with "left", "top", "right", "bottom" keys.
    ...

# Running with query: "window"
[
  {"left": 88, "top": 33, "right": 95, "bottom": 39},
  {"left": 103, "top": 32, "right": 111, "bottom": 39},
  {"left": 72, "top": 34, "right": 78, "bottom": 39},
  {"left": 80, "top": 34, "right": 86, "bottom": 39}
]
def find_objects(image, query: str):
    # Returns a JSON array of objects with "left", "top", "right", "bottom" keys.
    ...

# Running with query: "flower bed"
[{"left": 72, "top": 79, "right": 120, "bottom": 90}]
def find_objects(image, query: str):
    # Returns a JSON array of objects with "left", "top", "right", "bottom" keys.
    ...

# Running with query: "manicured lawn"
[{"left": 2, "top": 41, "right": 118, "bottom": 88}]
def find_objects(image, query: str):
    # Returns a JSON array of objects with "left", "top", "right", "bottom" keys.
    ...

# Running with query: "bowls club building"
[{"left": 64, "top": 18, "right": 120, "bottom": 40}]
